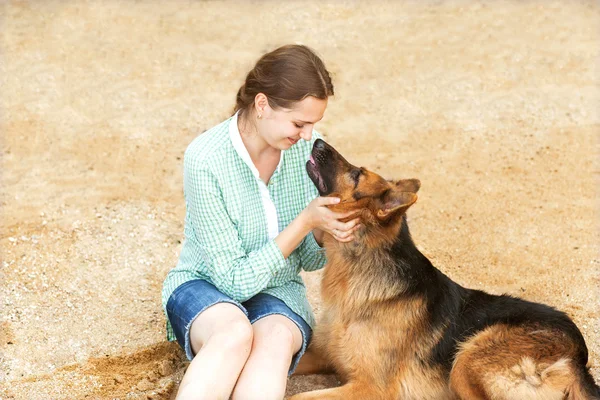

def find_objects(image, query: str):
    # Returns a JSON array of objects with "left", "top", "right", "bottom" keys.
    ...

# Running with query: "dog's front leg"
[
  {"left": 289, "top": 382, "right": 384, "bottom": 400},
  {"left": 289, "top": 387, "right": 346, "bottom": 400},
  {"left": 292, "top": 347, "right": 334, "bottom": 376}
]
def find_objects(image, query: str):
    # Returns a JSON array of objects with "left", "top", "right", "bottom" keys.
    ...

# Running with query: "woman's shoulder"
[{"left": 184, "top": 116, "right": 233, "bottom": 168}]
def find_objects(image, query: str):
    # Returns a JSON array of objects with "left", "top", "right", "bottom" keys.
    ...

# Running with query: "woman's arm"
[
  {"left": 184, "top": 157, "right": 356, "bottom": 301},
  {"left": 274, "top": 211, "right": 314, "bottom": 258},
  {"left": 185, "top": 154, "right": 359, "bottom": 301},
  {"left": 184, "top": 161, "right": 289, "bottom": 302},
  {"left": 274, "top": 198, "right": 355, "bottom": 258},
  {"left": 297, "top": 230, "right": 327, "bottom": 272}
]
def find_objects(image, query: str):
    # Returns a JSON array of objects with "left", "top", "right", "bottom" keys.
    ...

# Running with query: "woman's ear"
[{"left": 254, "top": 93, "right": 269, "bottom": 116}]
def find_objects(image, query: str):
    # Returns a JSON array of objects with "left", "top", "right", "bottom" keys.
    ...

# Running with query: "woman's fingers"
[
  {"left": 323, "top": 209, "right": 360, "bottom": 225},
  {"left": 332, "top": 228, "right": 351, "bottom": 239},
  {"left": 316, "top": 197, "right": 358, "bottom": 216},
  {"left": 335, "top": 233, "right": 355, "bottom": 242},
  {"left": 327, "top": 217, "right": 361, "bottom": 241},
  {"left": 316, "top": 196, "right": 341, "bottom": 206},
  {"left": 347, "top": 218, "right": 361, "bottom": 230},
  {"left": 313, "top": 197, "right": 362, "bottom": 242},
  {"left": 331, "top": 209, "right": 360, "bottom": 220},
  {"left": 334, "top": 218, "right": 360, "bottom": 233}
]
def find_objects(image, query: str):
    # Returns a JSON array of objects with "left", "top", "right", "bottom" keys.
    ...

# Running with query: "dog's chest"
[
  {"left": 316, "top": 308, "right": 386, "bottom": 376},
  {"left": 315, "top": 305, "right": 406, "bottom": 375},
  {"left": 316, "top": 309, "right": 451, "bottom": 399},
  {"left": 315, "top": 305, "right": 453, "bottom": 400}
]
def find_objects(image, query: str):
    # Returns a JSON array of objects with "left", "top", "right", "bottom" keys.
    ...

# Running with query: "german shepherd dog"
[{"left": 290, "top": 139, "right": 599, "bottom": 400}]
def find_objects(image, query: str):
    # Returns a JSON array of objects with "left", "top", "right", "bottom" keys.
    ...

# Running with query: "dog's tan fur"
[
  {"left": 450, "top": 324, "right": 584, "bottom": 400},
  {"left": 291, "top": 140, "right": 598, "bottom": 400}
]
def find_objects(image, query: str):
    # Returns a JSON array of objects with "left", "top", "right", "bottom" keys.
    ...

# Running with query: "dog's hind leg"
[
  {"left": 452, "top": 355, "right": 578, "bottom": 400},
  {"left": 449, "top": 324, "right": 592, "bottom": 400},
  {"left": 448, "top": 357, "right": 488, "bottom": 400}
]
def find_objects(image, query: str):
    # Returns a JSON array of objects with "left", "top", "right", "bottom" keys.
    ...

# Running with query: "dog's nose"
[{"left": 315, "top": 139, "right": 325, "bottom": 150}]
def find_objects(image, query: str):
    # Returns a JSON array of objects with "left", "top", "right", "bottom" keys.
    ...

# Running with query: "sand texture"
[{"left": 1, "top": 1, "right": 599, "bottom": 398}]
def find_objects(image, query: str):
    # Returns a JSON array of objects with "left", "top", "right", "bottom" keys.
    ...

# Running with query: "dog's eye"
[{"left": 350, "top": 169, "right": 362, "bottom": 187}]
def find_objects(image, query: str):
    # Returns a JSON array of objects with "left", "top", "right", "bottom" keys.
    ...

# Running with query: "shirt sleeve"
[
  {"left": 298, "top": 231, "right": 327, "bottom": 272},
  {"left": 184, "top": 155, "right": 288, "bottom": 302}
]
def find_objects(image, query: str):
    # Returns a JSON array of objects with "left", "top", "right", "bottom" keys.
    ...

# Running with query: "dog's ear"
[
  {"left": 376, "top": 190, "right": 418, "bottom": 220},
  {"left": 394, "top": 179, "right": 420, "bottom": 193}
]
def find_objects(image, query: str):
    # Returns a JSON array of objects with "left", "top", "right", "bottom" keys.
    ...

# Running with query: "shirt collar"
[{"left": 229, "top": 111, "right": 284, "bottom": 180}]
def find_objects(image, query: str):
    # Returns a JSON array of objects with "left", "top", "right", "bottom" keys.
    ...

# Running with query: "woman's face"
[{"left": 259, "top": 96, "right": 328, "bottom": 150}]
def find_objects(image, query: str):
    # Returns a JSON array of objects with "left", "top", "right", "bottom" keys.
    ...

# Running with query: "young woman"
[{"left": 162, "top": 44, "right": 360, "bottom": 400}]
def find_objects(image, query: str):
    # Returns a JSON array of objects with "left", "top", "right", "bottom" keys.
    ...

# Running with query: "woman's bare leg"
[
  {"left": 231, "top": 314, "right": 303, "bottom": 400},
  {"left": 176, "top": 303, "right": 253, "bottom": 400}
]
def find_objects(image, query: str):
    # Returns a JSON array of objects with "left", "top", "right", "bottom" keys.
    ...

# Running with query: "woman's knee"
[
  {"left": 189, "top": 303, "right": 253, "bottom": 355},
  {"left": 209, "top": 317, "right": 254, "bottom": 353},
  {"left": 252, "top": 315, "right": 302, "bottom": 355}
]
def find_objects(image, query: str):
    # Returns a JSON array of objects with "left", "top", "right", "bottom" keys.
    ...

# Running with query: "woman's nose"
[{"left": 300, "top": 126, "right": 312, "bottom": 141}]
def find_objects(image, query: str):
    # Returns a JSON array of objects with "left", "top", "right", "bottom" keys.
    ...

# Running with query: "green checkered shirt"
[{"left": 162, "top": 113, "right": 327, "bottom": 341}]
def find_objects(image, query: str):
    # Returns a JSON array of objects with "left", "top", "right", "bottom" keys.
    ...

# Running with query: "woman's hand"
[{"left": 301, "top": 197, "right": 361, "bottom": 243}]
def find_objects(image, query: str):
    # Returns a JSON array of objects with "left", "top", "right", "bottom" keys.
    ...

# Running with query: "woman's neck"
[{"left": 237, "top": 109, "right": 280, "bottom": 162}]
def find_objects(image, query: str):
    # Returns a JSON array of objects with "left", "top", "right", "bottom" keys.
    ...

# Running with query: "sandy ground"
[{"left": 1, "top": 0, "right": 599, "bottom": 398}]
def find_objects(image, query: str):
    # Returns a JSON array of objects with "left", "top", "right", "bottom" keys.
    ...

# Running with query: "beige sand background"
[{"left": 1, "top": 0, "right": 599, "bottom": 399}]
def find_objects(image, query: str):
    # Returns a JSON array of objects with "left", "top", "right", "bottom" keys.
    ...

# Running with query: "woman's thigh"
[
  {"left": 243, "top": 293, "right": 312, "bottom": 375},
  {"left": 189, "top": 302, "right": 252, "bottom": 354},
  {"left": 166, "top": 279, "right": 250, "bottom": 359}
]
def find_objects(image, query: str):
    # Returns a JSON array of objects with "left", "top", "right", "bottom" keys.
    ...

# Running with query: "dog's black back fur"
[{"left": 388, "top": 216, "right": 599, "bottom": 394}]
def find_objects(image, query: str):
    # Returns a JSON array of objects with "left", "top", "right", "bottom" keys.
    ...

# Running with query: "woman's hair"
[{"left": 234, "top": 44, "right": 334, "bottom": 115}]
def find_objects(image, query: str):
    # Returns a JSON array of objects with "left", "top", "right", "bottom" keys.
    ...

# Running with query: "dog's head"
[{"left": 306, "top": 139, "right": 420, "bottom": 238}]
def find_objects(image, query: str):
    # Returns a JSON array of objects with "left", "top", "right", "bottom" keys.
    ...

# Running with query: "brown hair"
[{"left": 234, "top": 44, "right": 334, "bottom": 115}]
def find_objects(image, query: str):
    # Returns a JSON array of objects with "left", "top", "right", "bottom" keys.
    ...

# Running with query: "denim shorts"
[{"left": 166, "top": 279, "right": 311, "bottom": 375}]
